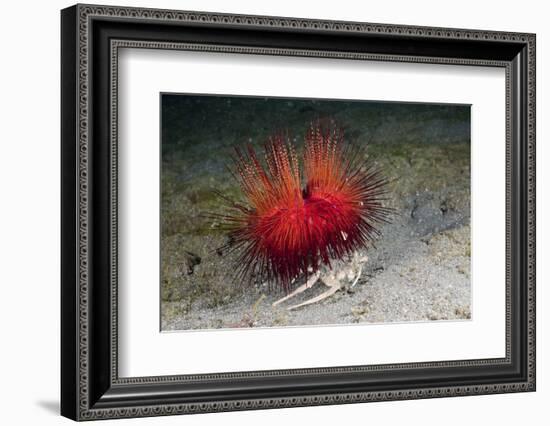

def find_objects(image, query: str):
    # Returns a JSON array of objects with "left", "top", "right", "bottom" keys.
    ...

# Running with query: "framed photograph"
[{"left": 61, "top": 4, "right": 536, "bottom": 421}]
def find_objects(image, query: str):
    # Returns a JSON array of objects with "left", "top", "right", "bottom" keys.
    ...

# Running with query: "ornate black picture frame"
[{"left": 61, "top": 3, "right": 536, "bottom": 421}]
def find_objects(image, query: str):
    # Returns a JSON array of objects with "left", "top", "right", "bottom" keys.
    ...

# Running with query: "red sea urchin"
[{"left": 216, "top": 119, "right": 391, "bottom": 292}]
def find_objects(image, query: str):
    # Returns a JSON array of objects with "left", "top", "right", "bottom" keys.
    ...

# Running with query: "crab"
[{"left": 272, "top": 252, "right": 368, "bottom": 310}]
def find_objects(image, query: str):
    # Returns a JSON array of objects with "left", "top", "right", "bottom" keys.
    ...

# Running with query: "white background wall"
[{"left": 0, "top": 0, "right": 547, "bottom": 424}]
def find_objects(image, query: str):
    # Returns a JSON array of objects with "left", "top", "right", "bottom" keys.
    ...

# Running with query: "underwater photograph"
[{"left": 160, "top": 94, "right": 471, "bottom": 331}]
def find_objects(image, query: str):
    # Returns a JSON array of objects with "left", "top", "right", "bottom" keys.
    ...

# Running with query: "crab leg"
[
  {"left": 350, "top": 263, "right": 363, "bottom": 288},
  {"left": 286, "top": 283, "right": 341, "bottom": 311},
  {"left": 272, "top": 271, "right": 320, "bottom": 307}
]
